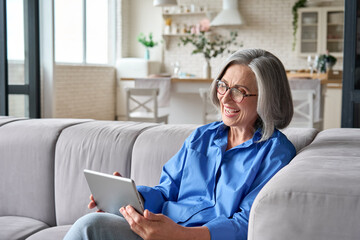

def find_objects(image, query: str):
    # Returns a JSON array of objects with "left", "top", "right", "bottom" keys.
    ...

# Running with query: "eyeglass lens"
[{"left": 217, "top": 81, "right": 244, "bottom": 103}]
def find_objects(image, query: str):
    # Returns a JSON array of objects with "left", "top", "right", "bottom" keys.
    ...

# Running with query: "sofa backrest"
[
  {"left": 54, "top": 121, "right": 158, "bottom": 225},
  {"left": 281, "top": 127, "right": 318, "bottom": 153},
  {"left": 248, "top": 128, "right": 360, "bottom": 240},
  {"left": 0, "top": 118, "right": 88, "bottom": 227},
  {"left": 131, "top": 125, "right": 318, "bottom": 187},
  {"left": 131, "top": 124, "right": 199, "bottom": 187}
]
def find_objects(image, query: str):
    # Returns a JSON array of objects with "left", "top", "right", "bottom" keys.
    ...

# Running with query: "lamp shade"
[
  {"left": 153, "top": 0, "right": 177, "bottom": 7},
  {"left": 210, "top": 0, "right": 244, "bottom": 26}
]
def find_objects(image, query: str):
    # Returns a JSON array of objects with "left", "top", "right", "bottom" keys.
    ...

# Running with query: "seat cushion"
[
  {"left": 26, "top": 225, "right": 71, "bottom": 240},
  {"left": 0, "top": 216, "right": 49, "bottom": 240}
]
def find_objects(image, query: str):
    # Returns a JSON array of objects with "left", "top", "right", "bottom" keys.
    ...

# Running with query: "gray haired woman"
[{"left": 64, "top": 49, "right": 296, "bottom": 240}]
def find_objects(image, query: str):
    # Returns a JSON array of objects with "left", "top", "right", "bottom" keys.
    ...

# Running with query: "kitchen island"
[{"left": 118, "top": 73, "right": 342, "bottom": 128}]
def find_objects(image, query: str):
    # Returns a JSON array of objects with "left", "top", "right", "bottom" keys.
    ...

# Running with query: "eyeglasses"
[{"left": 216, "top": 80, "right": 258, "bottom": 103}]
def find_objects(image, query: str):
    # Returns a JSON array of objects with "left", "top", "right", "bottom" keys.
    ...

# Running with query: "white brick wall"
[
  {"left": 162, "top": 0, "right": 344, "bottom": 77},
  {"left": 54, "top": 65, "right": 116, "bottom": 120}
]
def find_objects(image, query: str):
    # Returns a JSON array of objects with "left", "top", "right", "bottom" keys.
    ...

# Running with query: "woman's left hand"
[{"left": 120, "top": 205, "right": 185, "bottom": 240}]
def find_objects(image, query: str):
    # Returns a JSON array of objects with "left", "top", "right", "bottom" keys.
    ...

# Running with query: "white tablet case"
[{"left": 84, "top": 169, "right": 144, "bottom": 215}]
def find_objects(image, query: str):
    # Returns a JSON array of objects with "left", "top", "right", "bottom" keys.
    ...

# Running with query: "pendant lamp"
[{"left": 153, "top": 0, "right": 178, "bottom": 7}]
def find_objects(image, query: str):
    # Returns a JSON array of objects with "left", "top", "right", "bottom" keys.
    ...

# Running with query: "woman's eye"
[{"left": 237, "top": 88, "right": 246, "bottom": 94}]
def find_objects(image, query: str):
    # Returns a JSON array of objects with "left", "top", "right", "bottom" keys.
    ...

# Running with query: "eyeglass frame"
[{"left": 216, "top": 79, "right": 258, "bottom": 103}]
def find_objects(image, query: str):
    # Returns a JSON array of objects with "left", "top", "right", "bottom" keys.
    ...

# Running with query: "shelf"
[
  {"left": 301, "top": 40, "right": 318, "bottom": 42},
  {"left": 327, "top": 39, "right": 343, "bottom": 42},
  {"left": 162, "top": 11, "right": 207, "bottom": 17},
  {"left": 302, "top": 24, "right": 318, "bottom": 27},
  {"left": 163, "top": 34, "right": 191, "bottom": 37}
]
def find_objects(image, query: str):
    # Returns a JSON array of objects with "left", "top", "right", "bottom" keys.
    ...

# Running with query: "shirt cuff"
[
  {"left": 204, "top": 215, "right": 247, "bottom": 240},
  {"left": 137, "top": 185, "right": 165, "bottom": 213}
]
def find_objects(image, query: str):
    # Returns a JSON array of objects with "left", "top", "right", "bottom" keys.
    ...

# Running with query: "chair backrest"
[
  {"left": 290, "top": 89, "right": 315, "bottom": 128},
  {"left": 126, "top": 87, "right": 164, "bottom": 123},
  {"left": 199, "top": 88, "right": 220, "bottom": 124}
]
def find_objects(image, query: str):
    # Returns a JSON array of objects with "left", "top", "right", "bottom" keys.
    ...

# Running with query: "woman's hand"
[
  {"left": 120, "top": 206, "right": 210, "bottom": 240},
  {"left": 87, "top": 171, "right": 122, "bottom": 212}
]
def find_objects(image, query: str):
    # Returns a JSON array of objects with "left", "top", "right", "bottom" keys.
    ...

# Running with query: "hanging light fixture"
[
  {"left": 153, "top": 0, "right": 178, "bottom": 7},
  {"left": 210, "top": 0, "right": 245, "bottom": 27}
]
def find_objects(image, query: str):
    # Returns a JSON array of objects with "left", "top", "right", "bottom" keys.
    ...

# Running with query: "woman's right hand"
[{"left": 87, "top": 171, "right": 122, "bottom": 212}]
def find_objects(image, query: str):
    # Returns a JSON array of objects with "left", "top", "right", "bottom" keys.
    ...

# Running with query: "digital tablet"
[{"left": 84, "top": 169, "right": 144, "bottom": 216}]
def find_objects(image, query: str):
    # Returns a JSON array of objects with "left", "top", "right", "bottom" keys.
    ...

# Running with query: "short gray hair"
[{"left": 210, "top": 48, "right": 293, "bottom": 141}]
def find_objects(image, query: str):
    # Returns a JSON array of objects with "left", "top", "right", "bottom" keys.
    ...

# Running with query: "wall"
[
  {"left": 125, "top": 0, "right": 344, "bottom": 77},
  {"left": 122, "top": 0, "right": 162, "bottom": 61},
  {"left": 53, "top": 65, "right": 116, "bottom": 120}
]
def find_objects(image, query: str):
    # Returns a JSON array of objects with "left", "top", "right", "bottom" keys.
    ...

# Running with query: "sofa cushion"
[
  {"left": 0, "top": 118, "right": 90, "bottom": 227},
  {"left": 281, "top": 127, "right": 318, "bottom": 153},
  {"left": 26, "top": 225, "right": 71, "bottom": 240},
  {"left": 131, "top": 124, "right": 199, "bottom": 187},
  {"left": 0, "top": 116, "right": 26, "bottom": 126},
  {"left": 54, "top": 121, "right": 158, "bottom": 225},
  {"left": 0, "top": 216, "right": 49, "bottom": 240},
  {"left": 248, "top": 128, "right": 360, "bottom": 240}
]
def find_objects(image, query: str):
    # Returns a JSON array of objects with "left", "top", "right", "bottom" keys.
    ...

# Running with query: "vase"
[
  {"left": 203, "top": 59, "right": 211, "bottom": 79},
  {"left": 144, "top": 48, "right": 150, "bottom": 60}
]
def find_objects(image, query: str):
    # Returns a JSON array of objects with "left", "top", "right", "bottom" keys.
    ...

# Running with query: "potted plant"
[
  {"left": 178, "top": 30, "right": 240, "bottom": 78},
  {"left": 137, "top": 32, "right": 158, "bottom": 60},
  {"left": 317, "top": 52, "right": 337, "bottom": 73},
  {"left": 292, "top": 0, "right": 307, "bottom": 51}
]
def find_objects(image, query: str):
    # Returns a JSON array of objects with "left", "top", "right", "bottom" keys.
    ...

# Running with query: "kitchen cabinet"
[{"left": 297, "top": 6, "right": 344, "bottom": 57}]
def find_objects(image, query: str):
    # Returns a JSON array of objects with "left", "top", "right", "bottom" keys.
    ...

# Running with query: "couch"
[{"left": 0, "top": 117, "right": 359, "bottom": 240}]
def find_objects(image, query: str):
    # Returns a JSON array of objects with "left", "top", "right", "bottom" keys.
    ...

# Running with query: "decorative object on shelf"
[
  {"left": 317, "top": 51, "right": 337, "bottom": 73},
  {"left": 178, "top": 25, "right": 240, "bottom": 78},
  {"left": 292, "top": 0, "right": 307, "bottom": 51},
  {"left": 137, "top": 32, "right": 158, "bottom": 60},
  {"left": 210, "top": 0, "right": 244, "bottom": 27},
  {"left": 153, "top": 0, "right": 177, "bottom": 7}
]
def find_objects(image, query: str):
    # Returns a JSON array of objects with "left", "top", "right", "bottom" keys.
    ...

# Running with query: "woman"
[{"left": 64, "top": 49, "right": 296, "bottom": 240}]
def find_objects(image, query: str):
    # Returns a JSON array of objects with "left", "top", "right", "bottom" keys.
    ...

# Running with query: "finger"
[
  {"left": 120, "top": 207, "right": 145, "bottom": 237},
  {"left": 96, "top": 209, "right": 104, "bottom": 213},
  {"left": 113, "top": 171, "right": 121, "bottom": 177},
  {"left": 88, "top": 200, "right": 97, "bottom": 209},
  {"left": 143, "top": 209, "right": 159, "bottom": 221},
  {"left": 90, "top": 194, "right": 94, "bottom": 201}
]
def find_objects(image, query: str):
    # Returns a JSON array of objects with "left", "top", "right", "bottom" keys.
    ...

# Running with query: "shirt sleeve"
[
  {"left": 204, "top": 137, "right": 296, "bottom": 240},
  {"left": 137, "top": 133, "right": 193, "bottom": 213}
]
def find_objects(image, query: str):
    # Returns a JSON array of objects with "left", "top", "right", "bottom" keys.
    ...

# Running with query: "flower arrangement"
[
  {"left": 179, "top": 31, "right": 239, "bottom": 61},
  {"left": 178, "top": 18, "right": 240, "bottom": 61}
]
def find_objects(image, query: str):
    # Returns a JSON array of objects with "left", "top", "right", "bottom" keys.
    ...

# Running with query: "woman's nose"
[{"left": 222, "top": 89, "right": 232, "bottom": 103}]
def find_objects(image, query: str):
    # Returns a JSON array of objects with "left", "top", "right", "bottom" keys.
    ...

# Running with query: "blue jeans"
[{"left": 64, "top": 212, "right": 143, "bottom": 240}]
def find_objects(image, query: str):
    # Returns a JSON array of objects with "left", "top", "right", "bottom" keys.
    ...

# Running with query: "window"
[{"left": 54, "top": 0, "right": 114, "bottom": 64}]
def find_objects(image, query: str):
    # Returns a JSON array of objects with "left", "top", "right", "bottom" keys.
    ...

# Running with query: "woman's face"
[{"left": 217, "top": 64, "right": 258, "bottom": 130}]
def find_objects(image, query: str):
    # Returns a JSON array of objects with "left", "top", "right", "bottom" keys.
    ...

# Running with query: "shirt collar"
[{"left": 214, "top": 122, "right": 263, "bottom": 149}]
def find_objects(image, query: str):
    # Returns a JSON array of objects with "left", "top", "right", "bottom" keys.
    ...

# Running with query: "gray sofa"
[{"left": 0, "top": 117, "right": 359, "bottom": 240}]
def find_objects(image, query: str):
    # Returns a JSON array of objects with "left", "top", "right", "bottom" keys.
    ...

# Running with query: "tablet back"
[{"left": 84, "top": 169, "right": 144, "bottom": 215}]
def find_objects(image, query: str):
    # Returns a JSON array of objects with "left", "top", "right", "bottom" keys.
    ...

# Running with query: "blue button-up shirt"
[{"left": 138, "top": 122, "right": 296, "bottom": 240}]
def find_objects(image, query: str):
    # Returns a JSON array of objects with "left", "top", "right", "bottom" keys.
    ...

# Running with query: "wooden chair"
[
  {"left": 126, "top": 88, "right": 169, "bottom": 124},
  {"left": 199, "top": 88, "right": 221, "bottom": 124},
  {"left": 289, "top": 89, "right": 316, "bottom": 128}
]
